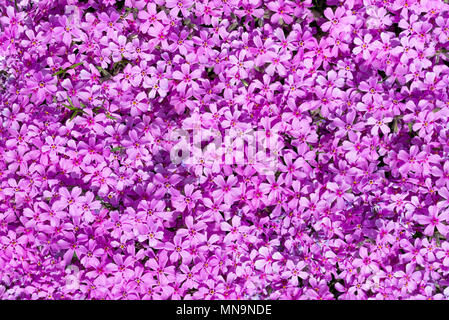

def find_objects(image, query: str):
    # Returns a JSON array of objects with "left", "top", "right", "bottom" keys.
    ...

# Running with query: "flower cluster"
[{"left": 1, "top": 0, "right": 449, "bottom": 300}]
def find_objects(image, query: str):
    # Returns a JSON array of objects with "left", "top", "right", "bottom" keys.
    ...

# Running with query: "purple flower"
[
  {"left": 321, "top": 7, "right": 355, "bottom": 33},
  {"left": 416, "top": 206, "right": 449, "bottom": 237},
  {"left": 25, "top": 72, "right": 57, "bottom": 105},
  {"left": 165, "top": 236, "right": 192, "bottom": 264},
  {"left": 172, "top": 63, "right": 202, "bottom": 93}
]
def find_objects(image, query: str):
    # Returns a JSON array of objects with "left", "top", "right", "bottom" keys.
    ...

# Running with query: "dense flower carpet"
[{"left": 1, "top": 0, "right": 449, "bottom": 299}]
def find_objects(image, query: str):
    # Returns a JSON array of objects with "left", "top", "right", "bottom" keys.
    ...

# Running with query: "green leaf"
[
  {"left": 68, "top": 61, "right": 84, "bottom": 70},
  {"left": 106, "top": 113, "right": 117, "bottom": 121},
  {"left": 52, "top": 68, "right": 65, "bottom": 76},
  {"left": 392, "top": 117, "right": 398, "bottom": 133},
  {"left": 67, "top": 96, "right": 75, "bottom": 108},
  {"left": 95, "top": 65, "right": 113, "bottom": 79},
  {"left": 69, "top": 110, "right": 80, "bottom": 121},
  {"left": 111, "top": 146, "right": 124, "bottom": 152},
  {"left": 227, "top": 22, "right": 239, "bottom": 32},
  {"left": 52, "top": 61, "right": 84, "bottom": 77},
  {"left": 62, "top": 103, "right": 75, "bottom": 111}
]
